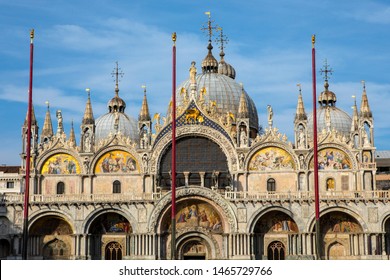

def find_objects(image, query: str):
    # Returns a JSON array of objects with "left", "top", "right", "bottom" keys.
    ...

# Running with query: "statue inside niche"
[
  {"left": 189, "top": 61, "right": 197, "bottom": 84},
  {"left": 239, "top": 127, "right": 248, "bottom": 147},
  {"left": 297, "top": 125, "right": 306, "bottom": 149}
]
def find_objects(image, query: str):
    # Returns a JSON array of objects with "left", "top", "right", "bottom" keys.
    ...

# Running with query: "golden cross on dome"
[
  {"left": 201, "top": 11, "right": 218, "bottom": 41},
  {"left": 216, "top": 27, "right": 229, "bottom": 53},
  {"left": 320, "top": 59, "right": 333, "bottom": 81},
  {"left": 111, "top": 61, "right": 124, "bottom": 93}
]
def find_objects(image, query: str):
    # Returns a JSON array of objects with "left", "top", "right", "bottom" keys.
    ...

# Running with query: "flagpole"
[
  {"left": 171, "top": 32, "right": 177, "bottom": 260},
  {"left": 22, "top": 29, "right": 34, "bottom": 260},
  {"left": 312, "top": 34, "right": 321, "bottom": 260}
]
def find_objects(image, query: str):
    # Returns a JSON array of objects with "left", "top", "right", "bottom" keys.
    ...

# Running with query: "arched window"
[
  {"left": 113, "top": 180, "right": 121, "bottom": 194},
  {"left": 267, "top": 178, "right": 276, "bottom": 192},
  {"left": 267, "top": 241, "right": 285, "bottom": 260},
  {"left": 56, "top": 182, "right": 65, "bottom": 195}
]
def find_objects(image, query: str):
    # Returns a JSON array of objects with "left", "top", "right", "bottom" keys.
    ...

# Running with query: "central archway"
[{"left": 158, "top": 136, "right": 230, "bottom": 188}]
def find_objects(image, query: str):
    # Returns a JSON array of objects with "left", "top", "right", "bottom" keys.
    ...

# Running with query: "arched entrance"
[
  {"left": 318, "top": 211, "right": 363, "bottom": 259},
  {"left": 158, "top": 197, "right": 226, "bottom": 259},
  {"left": 252, "top": 210, "right": 298, "bottom": 260},
  {"left": 88, "top": 212, "right": 131, "bottom": 260},
  {"left": 0, "top": 239, "right": 10, "bottom": 259},
  {"left": 384, "top": 217, "right": 390, "bottom": 255},
  {"left": 267, "top": 241, "right": 285, "bottom": 260},
  {"left": 105, "top": 242, "right": 123, "bottom": 260},
  {"left": 29, "top": 215, "right": 73, "bottom": 260},
  {"left": 178, "top": 237, "right": 209, "bottom": 260}
]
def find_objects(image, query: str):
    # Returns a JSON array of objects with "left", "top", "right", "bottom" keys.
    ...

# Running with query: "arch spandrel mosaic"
[
  {"left": 41, "top": 153, "right": 80, "bottom": 175},
  {"left": 249, "top": 147, "right": 295, "bottom": 171},
  {"left": 94, "top": 150, "right": 139, "bottom": 174},
  {"left": 321, "top": 212, "right": 362, "bottom": 233},
  {"left": 254, "top": 212, "right": 298, "bottom": 233},
  {"left": 162, "top": 200, "right": 223, "bottom": 234},
  {"left": 310, "top": 148, "right": 352, "bottom": 170}
]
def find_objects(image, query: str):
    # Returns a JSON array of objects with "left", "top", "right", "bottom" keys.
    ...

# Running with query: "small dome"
[
  {"left": 108, "top": 93, "right": 126, "bottom": 113},
  {"left": 95, "top": 112, "right": 139, "bottom": 143},
  {"left": 218, "top": 59, "right": 236, "bottom": 79},
  {"left": 175, "top": 72, "right": 259, "bottom": 130},
  {"left": 318, "top": 81, "right": 337, "bottom": 106}
]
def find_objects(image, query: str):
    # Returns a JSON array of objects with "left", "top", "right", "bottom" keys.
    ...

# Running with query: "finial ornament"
[
  {"left": 142, "top": 85, "right": 147, "bottom": 94},
  {"left": 312, "top": 34, "right": 315, "bottom": 48},
  {"left": 30, "top": 29, "right": 34, "bottom": 43},
  {"left": 172, "top": 32, "right": 176, "bottom": 45},
  {"left": 320, "top": 59, "right": 333, "bottom": 81},
  {"left": 45, "top": 101, "right": 50, "bottom": 109},
  {"left": 361, "top": 80, "right": 366, "bottom": 91},
  {"left": 111, "top": 61, "right": 124, "bottom": 95},
  {"left": 201, "top": 11, "right": 218, "bottom": 41},
  {"left": 85, "top": 88, "right": 91, "bottom": 98},
  {"left": 297, "top": 83, "right": 302, "bottom": 94},
  {"left": 216, "top": 27, "right": 228, "bottom": 54}
]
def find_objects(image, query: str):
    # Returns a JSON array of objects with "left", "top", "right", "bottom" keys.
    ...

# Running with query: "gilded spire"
[
  {"left": 69, "top": 120, "right": 76, "bottom": 146},
  {"left": 139, "top": 85, "right": 151, "bottom": 121},
  {"left": 238, "top": 84, "right": 249, "bottom": 119},
  {"left": 351, "top": 95, "right": 359, "bottom": 132},
  {"left": 295, "top": 84, "right": 307, "bottom": 121},
  {"left": 359, "top": 80, "right": 372, "bottom": 118},
  {"left": 82, "top": 88, "right": 95, "bottom": 125},
  {"left": 40, "top": 101, "right": 53, "bottom": 141},
  {"left": 201, "top": 12, "right": 218, "bottom": 73}
]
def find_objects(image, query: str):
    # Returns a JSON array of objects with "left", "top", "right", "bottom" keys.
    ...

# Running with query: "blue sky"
[{"left": 1, "top": 0, "right": 390, "bottom": 165}]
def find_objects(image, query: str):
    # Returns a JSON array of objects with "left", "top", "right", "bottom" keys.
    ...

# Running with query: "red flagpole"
[
  {"left": 171, "top": 32, "right": 177, "bottom": 260},
  {"left": 22, "top": 29, "right": 34, "bottom": 260},
  {"left": 312, "top": 34, "right": 321, "bottom": 260}
]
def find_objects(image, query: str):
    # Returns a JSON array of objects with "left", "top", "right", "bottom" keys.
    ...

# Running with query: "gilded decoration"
[
  {"left": 321, "top": 213, "right": 362, "bottom": 233},
  {"left": 89, "top": 213, "right": 132, "bottom": 234},
  {"left": 249, "top": 147, "right": 295, "bottom": 171},
  {"left": 41, "top": 153, "right": 80, "bottom": 175},
  {"left": 162, "top": 200, "right": 223, "bottom": 233},
  {"left": 309, "top": 148, "right": 352, "bottom": 170},
  {"left": 255, "top": 212, "right": 298, "bottom": 233},
  {"left": 95, "top": 150, "right": 138, "bottom": 173}
]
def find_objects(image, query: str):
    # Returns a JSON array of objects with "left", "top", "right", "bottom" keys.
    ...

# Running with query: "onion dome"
[
  {"left": 318, "top": 80, "right": 337, "bottom": 106},
  {"left": 201, "top": 41, "right": 219, "bottom": 74},
  {"left": 218, "top": 50, "right": 236, "bottom": 79}
]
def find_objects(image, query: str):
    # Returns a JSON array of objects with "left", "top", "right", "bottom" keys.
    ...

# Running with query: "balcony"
[{"left": 1, "top": 189, "right": 389, "bottom": 205}]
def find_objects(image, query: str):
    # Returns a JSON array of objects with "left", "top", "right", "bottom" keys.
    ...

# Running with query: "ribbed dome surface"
[
  {"left": 176, "top": 73, "right": 259, "bottom": 130},
  {"left": 307, "top": 106, "right": 352, "bottom": 137},
  {"left": 95, "top": 112, "right": 139, "bottom": 143}
]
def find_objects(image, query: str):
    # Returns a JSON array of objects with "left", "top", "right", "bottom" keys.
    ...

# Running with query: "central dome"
[{"left": 175, "top": 73, "right": 259, "bottom": 130}]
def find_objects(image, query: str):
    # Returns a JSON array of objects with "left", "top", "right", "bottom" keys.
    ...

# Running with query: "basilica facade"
[{"left": 0, "top": 21, "right": 389, "bottom": 260}]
